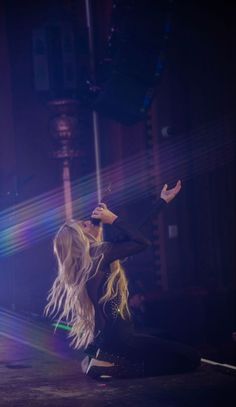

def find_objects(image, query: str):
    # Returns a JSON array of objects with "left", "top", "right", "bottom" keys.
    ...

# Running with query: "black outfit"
[{"left": 85, "top": 199, "right": 200, "bottom": 378}]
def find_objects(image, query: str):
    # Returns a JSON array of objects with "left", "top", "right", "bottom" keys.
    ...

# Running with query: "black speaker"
[
  {"left": 93, "top": 0, "right": 174, "bottom": 124},
  {"left": 32, "top": 23, "right": 77, "bottom": 97}
]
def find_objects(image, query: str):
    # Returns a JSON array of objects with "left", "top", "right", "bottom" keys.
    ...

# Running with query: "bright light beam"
[{"left": 0, "top": 118, "right": 234, "bottom": 257}]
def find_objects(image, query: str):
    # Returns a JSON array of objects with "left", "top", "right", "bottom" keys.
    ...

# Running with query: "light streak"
[
  {"left": 0, "top": 307, "right": 70, "bottom": 359},
  {"left": 0, "top": 118, "right": 234, "bottom": 257},
  {"left": 201, "top": 358, "right": 236, "bottom": 371}
]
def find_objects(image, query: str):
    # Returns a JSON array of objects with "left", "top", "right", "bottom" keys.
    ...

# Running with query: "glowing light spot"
[{"left": 52, "top": 323, "right": 72, "bottom": 332}]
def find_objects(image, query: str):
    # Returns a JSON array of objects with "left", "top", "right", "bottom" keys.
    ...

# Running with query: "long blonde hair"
[{"left": 44, "top": 220, "right": 130, "bottom": 349}]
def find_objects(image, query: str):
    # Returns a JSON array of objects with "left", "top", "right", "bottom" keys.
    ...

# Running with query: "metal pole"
[
  {"left": 85, "top": 0, "right": 102, "bottom": 203},
  {"left": 62, "top": 158, "right": 73, "bottom": 220}
]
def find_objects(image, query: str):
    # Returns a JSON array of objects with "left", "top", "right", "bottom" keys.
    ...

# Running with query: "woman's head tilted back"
[
  {"left": 53, "top": 221, "right": 93, "bottom": 286},
  {"left": 45, "top": 219, "right": 103, "bottom": 349}
]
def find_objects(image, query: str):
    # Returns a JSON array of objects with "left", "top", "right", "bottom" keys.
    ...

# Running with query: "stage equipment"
[
  {"left": 91, "top": 0, "right": 174, "bottom": 124},
  {"left": 32, "top": 22, "right": 77, "bottom": 97}
]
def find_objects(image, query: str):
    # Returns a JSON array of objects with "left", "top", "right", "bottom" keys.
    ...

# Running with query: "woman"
[{"left": 45, "top": 180, "right": 200, "bottom": 379}]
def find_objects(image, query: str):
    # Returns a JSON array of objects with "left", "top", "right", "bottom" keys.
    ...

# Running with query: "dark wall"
[{"left": 154, "top": 1, "right": 236, "bottom": 291}]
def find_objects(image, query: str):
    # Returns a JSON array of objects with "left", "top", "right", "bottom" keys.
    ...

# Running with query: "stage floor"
[
  {"left": 0, "top": 308, "right": 235, "bottom": 407},
  {"left": 0, "top": 336, "right": 235, "bottom": 407}
]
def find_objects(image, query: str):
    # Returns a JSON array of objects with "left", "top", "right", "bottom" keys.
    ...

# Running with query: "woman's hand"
[
  {"left": 160, "top": 180, "right": 181, "bottom": 204},
  {"left": 91, "top": 203, "right": 118, "bottom": 224}
]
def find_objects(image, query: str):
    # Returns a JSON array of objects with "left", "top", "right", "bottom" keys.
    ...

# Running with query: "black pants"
[{"left": 87, "top": 320, "right": 201, "bottom": 378}]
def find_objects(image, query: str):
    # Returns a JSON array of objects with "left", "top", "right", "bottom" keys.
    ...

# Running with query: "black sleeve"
[
  {"left": 102, "top": 218, "right": 151, "bottom": 266},
  {"left": 138, "top": 198, "right": 167, "bottom": 231},
  {"left": 103, "top": 198, "right": 167, "bottom": 242}
]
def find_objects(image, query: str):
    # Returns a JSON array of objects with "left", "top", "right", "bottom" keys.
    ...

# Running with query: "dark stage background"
[{"left": 0, "top": 0, "right": 235, "bottom": 353}]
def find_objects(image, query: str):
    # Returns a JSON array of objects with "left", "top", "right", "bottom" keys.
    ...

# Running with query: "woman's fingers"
[
  {"left": 98, "top": 202, "right": 107, "bottom": 209},
  {"left": 92, "top": 207, "right": 117, "bottom": 224},
  {"left": 91, "top": 203, "right": 107, "bottom": 218},
  {"left": 94, "top": 207, "right": 104, "bottom": 213},
  {"left": 175, "top": 180, "right": 181, "bottom": 190},
  {"left": 92, "top": 206, "right": 105, "bottom": 218}
]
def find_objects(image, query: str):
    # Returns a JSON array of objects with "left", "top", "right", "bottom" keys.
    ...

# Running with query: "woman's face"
[{"left": 78, "top": 220, "right": 102, "bottom": 241}]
